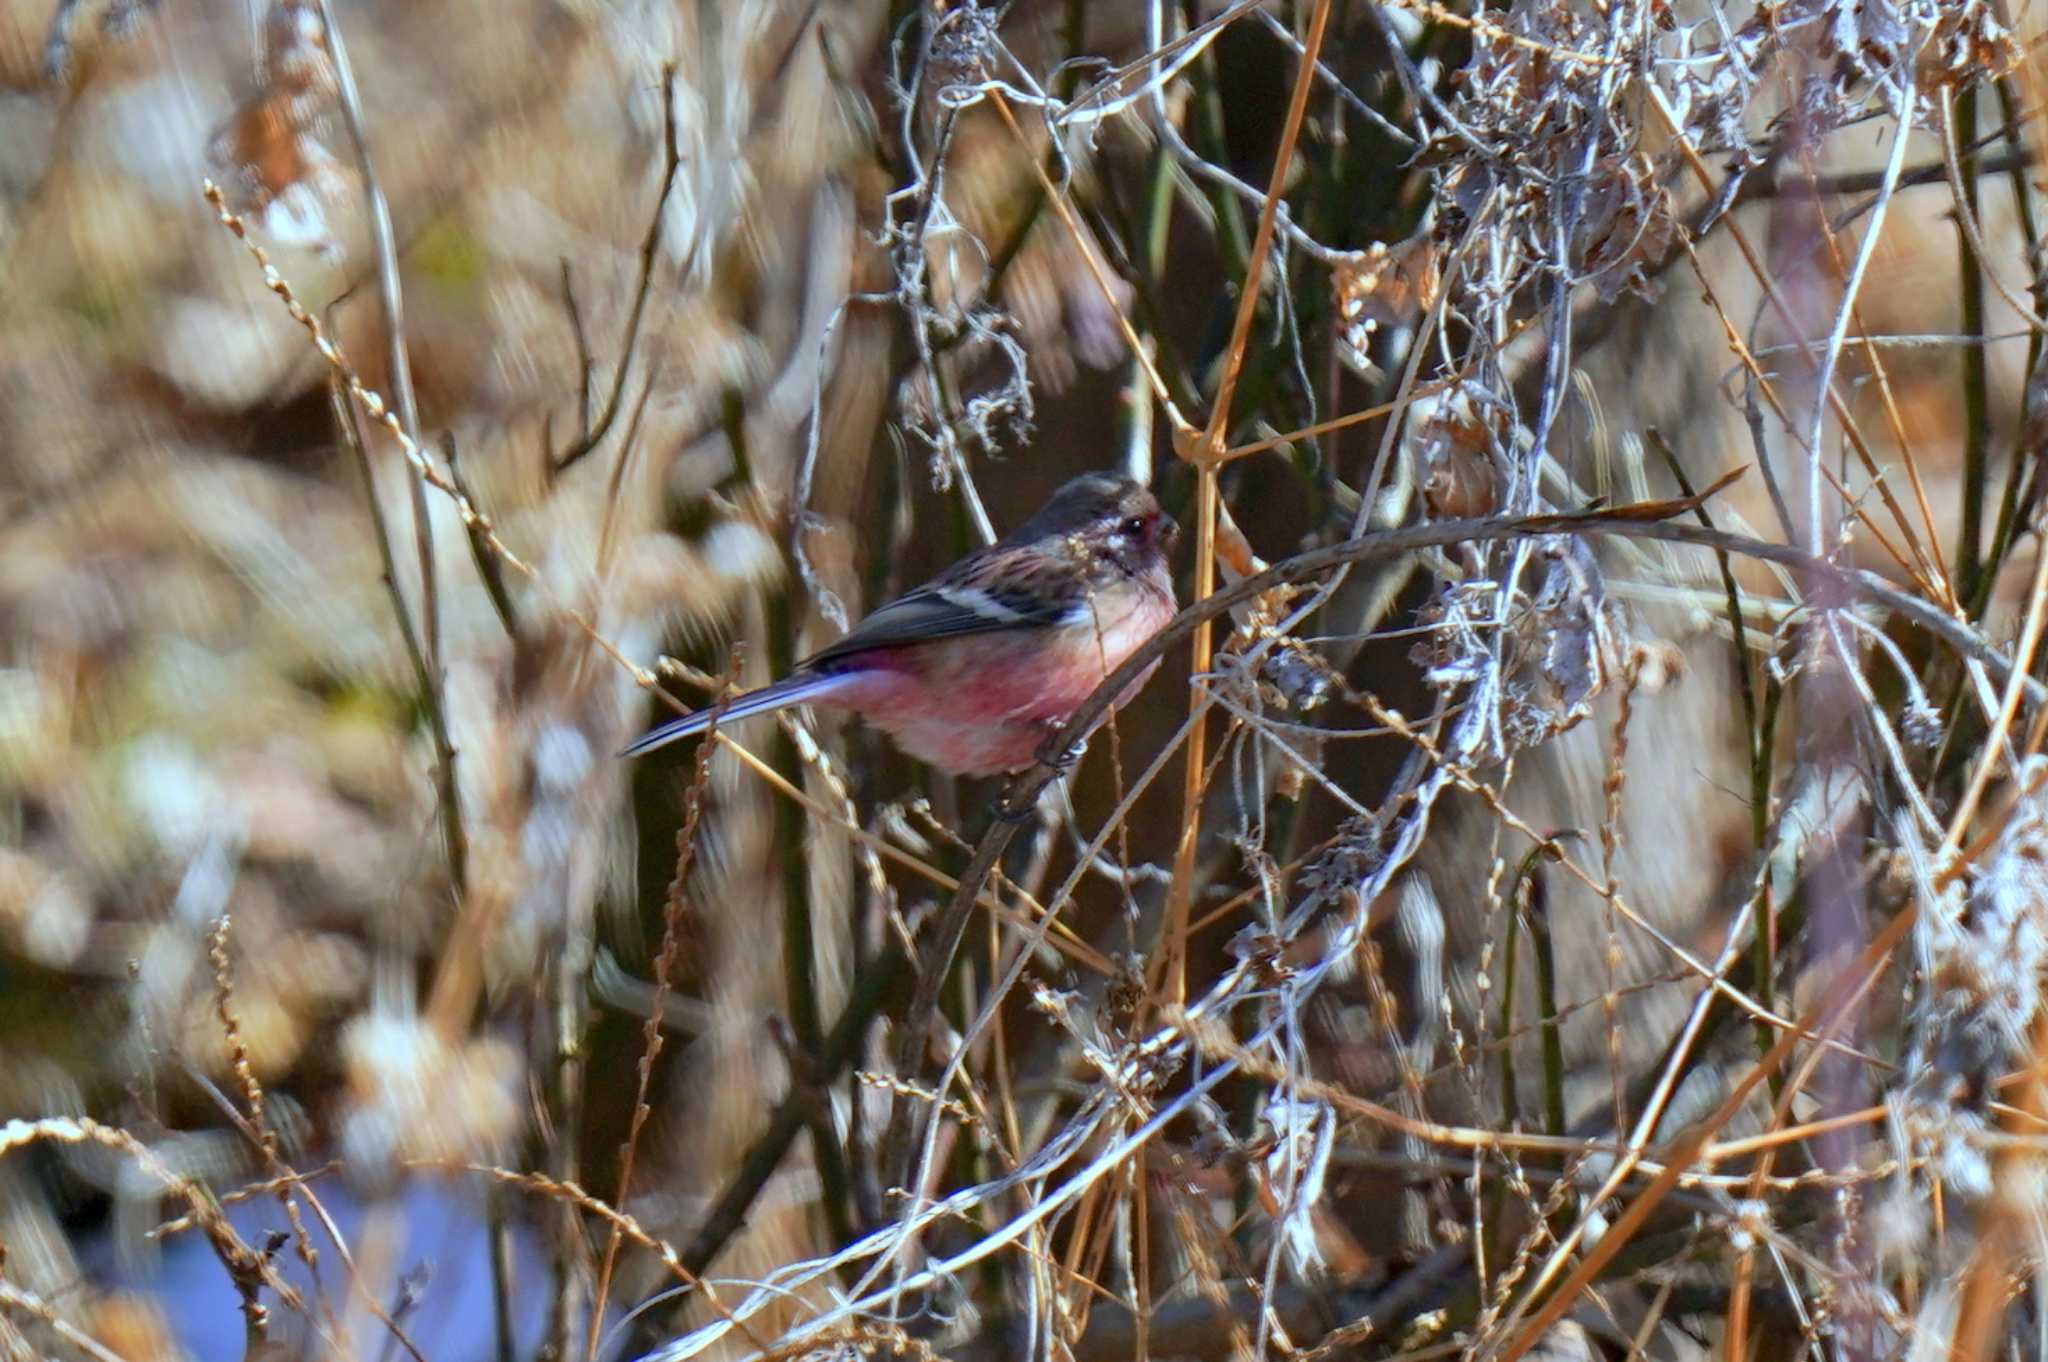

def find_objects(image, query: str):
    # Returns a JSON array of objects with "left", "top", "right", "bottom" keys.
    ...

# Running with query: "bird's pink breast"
[{"left": 820, "top": 578, "right": 1174, "bottom": 776}]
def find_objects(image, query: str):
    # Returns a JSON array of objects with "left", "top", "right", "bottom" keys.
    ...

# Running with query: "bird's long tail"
[{"left": 618, "top": 671, "right": 856, "bottom": 758}]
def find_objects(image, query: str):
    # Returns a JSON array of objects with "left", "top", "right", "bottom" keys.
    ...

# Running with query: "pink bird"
[{"left": 623, "top": 473, "right": 1180, "bottom": 777}]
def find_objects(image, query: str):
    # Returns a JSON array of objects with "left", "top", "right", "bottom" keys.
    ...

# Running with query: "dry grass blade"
[{"left": 586, "top": 697, "right": 725, "bottom": 1361}]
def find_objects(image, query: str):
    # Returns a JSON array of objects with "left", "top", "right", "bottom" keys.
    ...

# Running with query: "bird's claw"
[{"left": 1035, "top": 728, "right": 1089, "bottom": 772}]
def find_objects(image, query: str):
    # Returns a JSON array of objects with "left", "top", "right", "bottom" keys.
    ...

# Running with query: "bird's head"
[{"left": 1019, "top": 473, "right": 1179, "bottom": 570}]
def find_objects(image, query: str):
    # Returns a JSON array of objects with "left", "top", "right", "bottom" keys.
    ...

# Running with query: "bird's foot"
[{"left": 1035, "top": 727, "right": 1089, "bottom": 772}]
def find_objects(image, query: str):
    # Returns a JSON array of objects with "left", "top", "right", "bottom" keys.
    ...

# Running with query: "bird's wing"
[{"left": 805, "top": 574, "right": 1080, "bottom": 667}]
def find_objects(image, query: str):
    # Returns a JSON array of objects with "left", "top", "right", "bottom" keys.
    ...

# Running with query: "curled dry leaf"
[
  {"left": 1523, "top": 533, "right": 1625, "bottom": 738},
  {"left": 205, "top": 0, "right": 348, "bottom": 258},
  {"left": 1572, "top": 153, "right": 1676, "bottom": 303},
  {"left": 1926, "top": 0, "right": 2021, "bottom": 82},
  {"left": 1333, "top": 235, "right": 1441, "bottom": 376},
  {"left": 1407, "top": 387, "right": 1499, "bottom": 521}
]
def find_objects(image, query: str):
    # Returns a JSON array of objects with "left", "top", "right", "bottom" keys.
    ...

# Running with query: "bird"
[{"left": 622, "top": 472, "right": 1180, "bottom": 777}]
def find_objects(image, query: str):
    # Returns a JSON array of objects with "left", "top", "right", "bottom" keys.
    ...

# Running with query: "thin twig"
[
  {"left": 555, "top": 63, "right": 685, "bottom": 475},
  {"left": 444, "top": 432, "right": 520, "bottom": 637},
  {"left": 313, "top": 0, "right": 462, "bottom": 899}
]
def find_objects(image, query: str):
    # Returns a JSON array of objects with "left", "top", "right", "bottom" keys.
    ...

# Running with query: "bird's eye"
[{"left": 1119, "top": 515, "right": 1147, "bottom": 538}]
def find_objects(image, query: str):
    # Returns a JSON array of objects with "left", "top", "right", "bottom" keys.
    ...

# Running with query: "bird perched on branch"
[{"left": 623, "top": 473, "right": 1180, "bottom": 777}]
